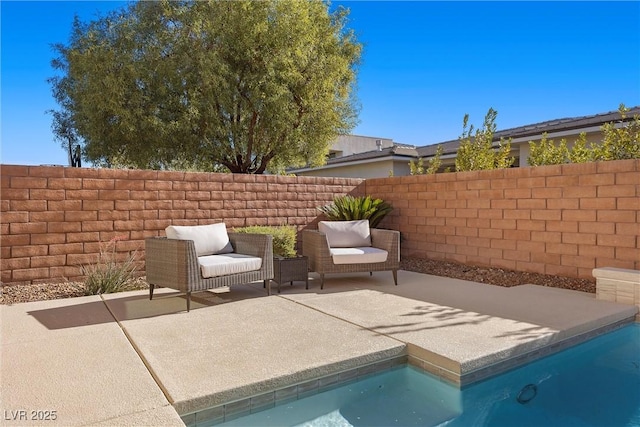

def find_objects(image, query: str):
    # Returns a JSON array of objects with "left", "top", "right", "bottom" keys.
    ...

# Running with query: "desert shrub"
[
  {"left": 528, "top": 133, "right": 569, "bottom": 166},
  {"left": 528, "top": 104, "right": 639, "bottom": 166},
  {"left": 409, "top": 145, "right": 443, "bottom": 175},
  {"left": 594, "top": 104, "right": 640, "bottom": 160},
  {"left": 529, "top": 132, "right": 596, "bottom": 166},
  {"left": 455, "top": 108, "right": 514, "bottom": 171},
  {"left": 317, "top": 195, "right": 393, "bottom": 228},
  {"left": 82, "top": 236, "right": 139, "bottom": 295},
  {"left": 234, "top": 225, "right": 297, "bottom": 258},
  {"left": 567, "top": 132, "right": 595, "bottom": 163}
]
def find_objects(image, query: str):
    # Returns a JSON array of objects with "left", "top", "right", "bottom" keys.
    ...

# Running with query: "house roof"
[
  {"left": 323, "top": 143, "right": 418, "bottom": 166},
  {"left": 416, "top": 106, "right": 640, "bottom": 157},
  {"left": 291, "top": 106, "right": 639, "bottom": 173}
]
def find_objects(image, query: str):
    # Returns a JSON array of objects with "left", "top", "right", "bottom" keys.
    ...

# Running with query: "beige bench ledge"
[{"left": 593, "top": 267, "right": 640, "bottom": 321}]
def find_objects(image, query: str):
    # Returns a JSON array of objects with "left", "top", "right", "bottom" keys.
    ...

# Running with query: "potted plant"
[
  {"left": 234, "top": 225, "right": 297, "bottom": 257},
  {"left": 234, "top": 225, "right": 307, "bottom": 292}
]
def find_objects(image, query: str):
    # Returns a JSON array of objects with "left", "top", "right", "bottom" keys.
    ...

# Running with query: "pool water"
[
  {"left": 451, "top": 323, "right": 640, "bottom": 427},
  {"left": 217, "top": 324, "right": 640, "bottom": 427}
]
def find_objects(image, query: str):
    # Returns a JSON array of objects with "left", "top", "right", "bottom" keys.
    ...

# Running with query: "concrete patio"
[{"left": 1, "top": 270, "right": 637, "bottom": 426}]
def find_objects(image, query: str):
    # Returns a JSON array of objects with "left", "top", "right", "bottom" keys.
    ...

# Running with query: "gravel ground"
[
  {"left": 0, "top": 258, "right": 595, "bottom": 306},
  {"left": 400, "top": 257, "right": 596, "bottom": 293},
  {"left": 0, "top": 278, "right": 149, "bottom": 306}
]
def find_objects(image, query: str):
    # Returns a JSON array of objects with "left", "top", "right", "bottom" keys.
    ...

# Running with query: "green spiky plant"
[{"left": 317, "top": 195, "right": 393, "bottom": 228}]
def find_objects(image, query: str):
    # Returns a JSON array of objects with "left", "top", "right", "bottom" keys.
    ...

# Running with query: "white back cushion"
[
  {"left": 318, "top": 220, "right": 371, "bottom": 248},
  {"left": 165, "top": 223, "right": 233, "bottom": 256}
]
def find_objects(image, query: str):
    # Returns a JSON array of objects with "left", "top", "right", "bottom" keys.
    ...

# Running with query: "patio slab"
[
  {"left": 282, "top": 270, "right": 638, "bottom": 384},
  {"left": 1, "top": 270, "right": 636, "bottom": 426},
  {"left": 101, "top": 286, "right": 406, "bottom": 415},
  {"left": 0, "top": 296, "right": 182, "bottom": 426}
]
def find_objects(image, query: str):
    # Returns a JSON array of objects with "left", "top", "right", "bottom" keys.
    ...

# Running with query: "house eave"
[{"left": 289, "top": 154, "right": 414, "bottom": 174}]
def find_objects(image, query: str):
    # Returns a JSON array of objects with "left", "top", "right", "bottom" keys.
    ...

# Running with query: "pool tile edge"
[{"left": 181, "top": 355, "right": 408, "bottom": 426}]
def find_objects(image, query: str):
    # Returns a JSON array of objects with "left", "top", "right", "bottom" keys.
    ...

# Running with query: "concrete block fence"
[
  {"left": 0, "top": 165, "right": 364, "bottom": 285},
  {"left": 368, "top": 159, "right": 639, "bottom": 280},
  {"left": 1, "top": 159, "right": 638, "bottom": 286}
]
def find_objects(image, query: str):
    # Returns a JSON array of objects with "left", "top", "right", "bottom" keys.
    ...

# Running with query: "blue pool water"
[{"left": 218, "top": 324, "right": 640, "bottom": 427}]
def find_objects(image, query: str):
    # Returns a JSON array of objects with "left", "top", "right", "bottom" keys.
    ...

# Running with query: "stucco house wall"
[
  {"left": 328, "top": 135, "right": 393, "bottom": 158},
  {"left": 295, "top": 158, "right": 412, "bottom": 179}
]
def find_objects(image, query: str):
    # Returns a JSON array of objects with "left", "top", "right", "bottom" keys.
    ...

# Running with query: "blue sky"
[{"left": 2, "top": 1, "right": 639, "bottom": 166}]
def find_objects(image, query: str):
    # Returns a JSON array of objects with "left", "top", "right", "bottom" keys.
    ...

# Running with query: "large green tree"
[{"left": 49, "top": 0, "right": 361, "bottom": 173}]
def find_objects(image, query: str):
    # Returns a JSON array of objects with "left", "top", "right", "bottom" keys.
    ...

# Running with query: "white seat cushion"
[
  {"left": 318, "top": 220, "right": 371, "bottom": 248},
  {"left": 329, "top": 247, "right": 388, "bottom": 265},
  {"left": 198, "top": 254, "right": 262, "bottom": 278},
  {"left": 165, "top": 223, "right": 233, "bottom": 256}
]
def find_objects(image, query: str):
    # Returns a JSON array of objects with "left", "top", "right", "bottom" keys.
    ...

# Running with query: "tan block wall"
[
  {"left": 366, "top": 159, "right": 640, "bottom": 280},
  {"left": 0, "top": 165, "right": 364, "bottom": 285},
  {"left": 2, "top": 159, "right": 638, "bottom": 286}
]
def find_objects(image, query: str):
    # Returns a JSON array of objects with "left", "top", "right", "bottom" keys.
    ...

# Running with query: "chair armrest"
[
  {"left": 302, "top": 230, "right": 331, "bottom": 255},
  {"left": 145, "top": 237, "right": 200, "bottom": 291},
  {"left": 229, "top": 233, "right": 273, "bottom": 258},
  {"left": 371, "top": 229, "right": 400, "bottom": 262},
  {"left": 302, "top": 229, "right": 333, "bottom": 271},
  {"left": 229, "top": 232, "right": 274, "bottom": 277}
]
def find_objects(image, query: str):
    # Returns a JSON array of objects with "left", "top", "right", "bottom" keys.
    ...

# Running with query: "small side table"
[{"left": 272, "top": 256, "right": 309, "bottom": 293}]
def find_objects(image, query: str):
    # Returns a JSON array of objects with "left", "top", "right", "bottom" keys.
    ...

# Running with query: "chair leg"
[
  {"left": 149, "top": 284, "right": 155, "bottom": 300},
  {"left": 392, "top": 270, "right": 398, "bottom": 286},
  {"left": 265, "top": 279, "right": 271, "bottom": 296},
  {"left": 320, "top": 273, "right": 325, "bottom": 290},
  {"left": 186, "top": 291, "right": 191, "bottom": 312},
  {"left": 370, "top": 272, "right": 373, "bottom": 276}
]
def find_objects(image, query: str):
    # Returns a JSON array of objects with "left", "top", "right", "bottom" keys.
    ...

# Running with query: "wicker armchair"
[
  {"left": 145, "top": 232, "right": 273, "bottom": 311},
  {"left": 302, "top": 226, "right": 400, "bottom": 289}
]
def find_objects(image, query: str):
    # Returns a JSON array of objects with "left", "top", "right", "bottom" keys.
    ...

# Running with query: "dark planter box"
[{"left": 272, "top": 255, "right": 309, "bottom": 293}]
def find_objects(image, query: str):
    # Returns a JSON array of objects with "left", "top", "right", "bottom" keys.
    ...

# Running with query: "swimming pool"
[{"left": 210, "top": 323, "right": 640, "bottom": 426}]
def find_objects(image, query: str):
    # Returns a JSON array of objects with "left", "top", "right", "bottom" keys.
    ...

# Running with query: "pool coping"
[{"left": 409, "top": 316, "right": 635, "bottom": 387}]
